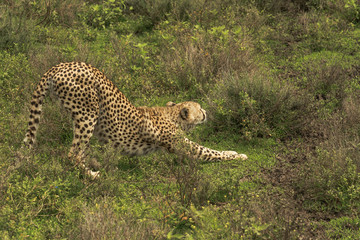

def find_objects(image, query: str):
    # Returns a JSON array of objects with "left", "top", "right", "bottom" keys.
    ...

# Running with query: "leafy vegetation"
[{"left": 1, "top": 0, "right": 360, "bottom": 238}]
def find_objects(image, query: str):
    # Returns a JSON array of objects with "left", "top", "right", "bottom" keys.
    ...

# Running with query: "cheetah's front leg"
[{"left": 183, "top": 138, "right": 248, "bottom": 162}]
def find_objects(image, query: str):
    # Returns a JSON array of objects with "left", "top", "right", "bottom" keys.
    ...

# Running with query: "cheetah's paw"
[{"left": 87, "top": 170, "right": 101, "bottom": 180}]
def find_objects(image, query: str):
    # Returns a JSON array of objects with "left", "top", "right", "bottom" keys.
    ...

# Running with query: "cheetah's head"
[{"left": 166, "top": 101, "right": 207, "bottom": 131}]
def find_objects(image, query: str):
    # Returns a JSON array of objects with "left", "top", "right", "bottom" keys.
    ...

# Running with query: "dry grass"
[{"left": 78, "top": 199, "right": 161, "bottom": 240}]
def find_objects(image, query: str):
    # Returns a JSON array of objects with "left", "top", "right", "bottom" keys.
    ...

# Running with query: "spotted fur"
[{"left": 24, "top": 62, "right": 248, "bottom": 178}]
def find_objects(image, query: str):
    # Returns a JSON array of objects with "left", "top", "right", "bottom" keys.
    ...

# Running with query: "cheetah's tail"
[{"left": 23, "top": 68, "right": 55, "bottom": 148}]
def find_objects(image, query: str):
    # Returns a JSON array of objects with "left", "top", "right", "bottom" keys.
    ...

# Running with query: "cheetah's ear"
[
  {"left": 166, "top": 101, "right": 176, "bottom": 107},
  {"left": 180, "top": 108, "right": 189, "bottom": 120}
]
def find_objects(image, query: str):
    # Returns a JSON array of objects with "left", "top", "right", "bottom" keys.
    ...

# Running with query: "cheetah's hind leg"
[{"left": 68, "top": 112, "right": 100, "bottom": 179}]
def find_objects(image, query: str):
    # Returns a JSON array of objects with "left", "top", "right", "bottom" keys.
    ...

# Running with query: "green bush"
[
  {"left": 0, "top": 52, "right": 35, "bottom": 146},
  {"left": 299, "top": 148, "right": 360, "bottom": 213},
  {"left": 153, "top": 21, "right": 254, "bottom": 98},
  {"left": 0, "top": 3, "right": 36, "bottom": 53},
  {"left": 206, "top": 71, "right": 312, "bottom": 139},
  {"left": 80, "top": 0, "right": 125, "bottom": 29},
  {"left": 323, "top": 216, "right": 360, "bottom": 239},
  {"left": 0, "top": 0, "right": 85, "bottom": 53}
]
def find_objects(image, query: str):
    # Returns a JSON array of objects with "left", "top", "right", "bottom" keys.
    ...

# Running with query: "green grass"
[
  {"left": 1, "top": 0, "right": 360, "bottom": 239},
  {"left": 1, "top": 135, "right": 274, "bottom": 239}
]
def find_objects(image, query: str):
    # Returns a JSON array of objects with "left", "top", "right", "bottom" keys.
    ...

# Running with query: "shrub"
[
  {"left": 0, "top": 52, "right": 36, "bottom": 146},
  {"left": 78, "top": 198, "right": 161, "bottom": 239},
  {"left": 0, "top": 2, "right": 36, "bottom": 53},
  {"left": 298, "top": 148, "right": 360, "bottom": 213},
  {"left": 292, "top": 110, "right": 360, "bottom": 214},
  {"left": 80, "top": 0, "right": 125, "bottom": 29},
  {"left": 154, "top": 21, "right": 254, "bottom": 98},
  {"left": 323, "top": 216, "right": 360, "bottom": 239},
  {"left": 206, "top": 70, "right": 313, "bottom": 139},
  {"left": 0, "top": 0, "right": 85, "bottom": 53}
]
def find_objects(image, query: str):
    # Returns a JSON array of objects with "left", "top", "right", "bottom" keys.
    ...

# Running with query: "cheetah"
[{"left": 23, "top": 62, "right": 248, "bottom": 178}]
